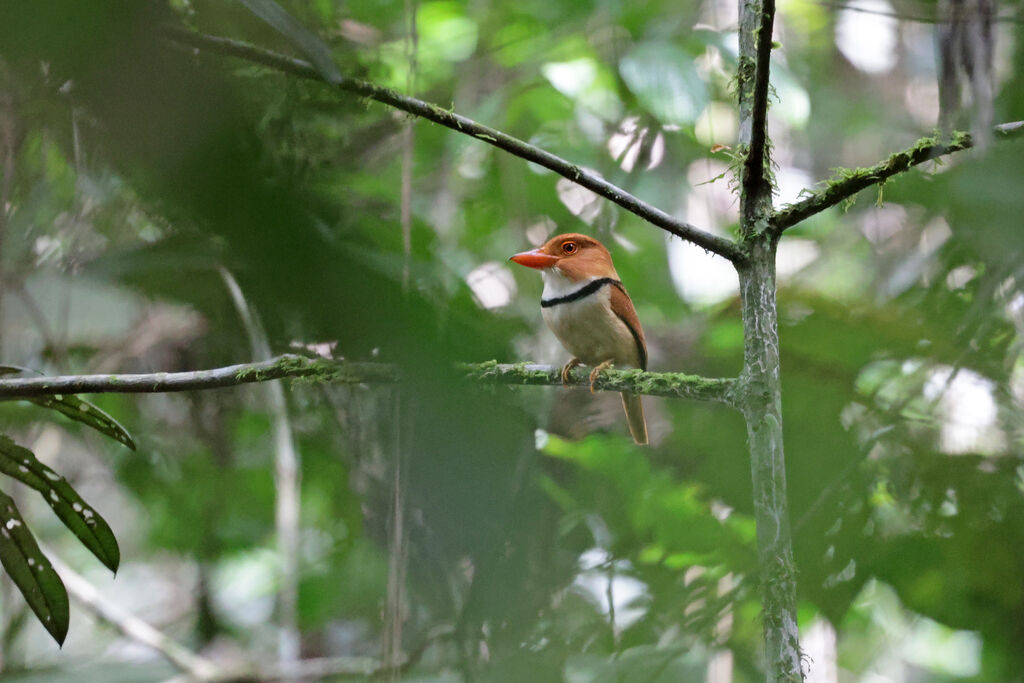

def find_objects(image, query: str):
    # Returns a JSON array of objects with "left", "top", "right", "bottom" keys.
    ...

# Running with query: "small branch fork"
[
  {"left": 0, "top": 354, "right": 740, "bottom": 407},
  {"left": 771, "top": 121, "right": 1024, "bottom": 232},
  {"left": 736, "top": 0, "right": 804, "bottom": 680},
  {"left": 160, "top": 27, "right": 746, "bottom": 264}
]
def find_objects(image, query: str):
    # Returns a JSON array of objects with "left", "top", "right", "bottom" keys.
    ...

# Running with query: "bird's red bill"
[{"left": 509, "top": 249, "right": 560, "bottom": 269}]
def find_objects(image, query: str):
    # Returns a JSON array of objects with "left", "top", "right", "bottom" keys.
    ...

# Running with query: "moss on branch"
[
  {"left": 463, "top": 362, "right": 738, "bottom": 406},
  {"left": 0, "top": 356, "right": 738, "bottom": 406},
  {"left": 773, "top": 122, "right": 1024, "bottom": 232}
]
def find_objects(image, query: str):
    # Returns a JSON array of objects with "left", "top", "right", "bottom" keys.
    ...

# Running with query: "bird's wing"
[{"left": 609, "top": 283, "right": 647, "bottom": 370}]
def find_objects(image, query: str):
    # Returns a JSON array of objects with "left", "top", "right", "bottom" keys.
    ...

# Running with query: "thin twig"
[
  {"left": 220, "top": 270, "right": 301, "bottom": 671},
  {"left": 161, "top": 27, "right": 746, "bottom": 263},
  {"left": 772, "top": 121, "right": 1024, "bottom": 233},
  {"left": 0, "top": 355, "right": 740, "bottom": 406},
  {"left": 49, "top": 553, "right": 223, "bottom": 680}
]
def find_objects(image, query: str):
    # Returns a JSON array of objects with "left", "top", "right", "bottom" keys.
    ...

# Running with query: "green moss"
[{"left": 736, "top": 55, "right": 756, "bottom": 90}]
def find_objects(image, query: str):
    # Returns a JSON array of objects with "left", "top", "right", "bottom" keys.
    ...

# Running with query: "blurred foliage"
[{"left": 0, "top": 0, "right": 1021, "bottom": 681}]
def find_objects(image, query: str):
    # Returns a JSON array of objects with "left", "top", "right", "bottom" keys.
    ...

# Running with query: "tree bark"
[
  {"left": 737, "top": 238, "right": 803, "bottom": 681},
  {"left": 736, "top": 0, "right": 804, "bottom": 677}
]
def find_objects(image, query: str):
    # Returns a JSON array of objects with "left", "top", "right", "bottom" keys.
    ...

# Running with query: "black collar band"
[{"left": 541, "top": 277, "right": 620, "bottom": 308}]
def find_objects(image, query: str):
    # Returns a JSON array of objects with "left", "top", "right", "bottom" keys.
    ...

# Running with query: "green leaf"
[
  {"left": 0, "top": 490, "right": 69, "bottom": 645},
  {"left": 28, "top": 394, "right": 136, "bottom": 451},
  {"left": 0, "top": 436, "right": 120, "bottom": 573},
  {"left": 238, "top": 0, "right": 342, "bottom": 84},
  {"left": 0, "top": 365, "right": 136, "bottom": 450}
]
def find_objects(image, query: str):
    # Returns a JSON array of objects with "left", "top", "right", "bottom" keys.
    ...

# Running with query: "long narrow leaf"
[
  {"left": 0, "top": 436, "right": 120, "bottom": 572},
  {"left": 0, "top": 364, "right": 136, "bottom": 450},
  {"left": 29, "top": 394, "right": 136, "bottom": 450},
  {"left": 238, "top": 0, "right": 342, "bottom": 84},
  {"left": 0, "top": 490, "right": 69, "bottom": 645}
]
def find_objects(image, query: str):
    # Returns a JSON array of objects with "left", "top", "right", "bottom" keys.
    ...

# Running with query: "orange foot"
[
  {"left": 560, "top": 358, "right": 582, "bottom": 384},
  {"left": 588, "top": 360, "right": 614, "bottom": 394}
]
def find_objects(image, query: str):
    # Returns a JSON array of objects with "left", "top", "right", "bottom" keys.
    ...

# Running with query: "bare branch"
[
  {"left": 59, "top": 526, "right": 446, "bottom": 683},
  {"left": 49, "top": 553, "right": 222, "bottom": 681},
  {"left": 161, "top": 27, "right": 746, "bottom": 263},
  {"left": 0, "top": 355, "right": 739, "bottom": 406},
  {"left": 0, "top": 355, "right": 396, "bottom": 398},
  {"left": 772, "top": 121, "right": 1024, "bottom": 233},
  {"left": 220, "top": 270, "right": 301, "bottom": 668},
  {"left": 59, "top": 549, "right": 399, "bottom": 683}
]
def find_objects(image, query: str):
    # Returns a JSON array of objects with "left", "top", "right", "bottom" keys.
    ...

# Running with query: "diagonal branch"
[
  {"left": 0, "top": 355, "right": 740, "bottom": 406},
  {"left": 54, "top": 550, "right": 418, "bottom": 683},
  {"left": 49, "top": 553, "right": 222, "bottom": 680},
  {"left": 772, "top": 121, "right": 1024, "bottom": 233},
  {"left": 161, "top": 27, "right": 746, "bottom": 263}
]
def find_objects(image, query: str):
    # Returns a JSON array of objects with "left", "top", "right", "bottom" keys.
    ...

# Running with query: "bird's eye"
[{"left": 562, "top": 241, "right": 577, "bottom": 254}]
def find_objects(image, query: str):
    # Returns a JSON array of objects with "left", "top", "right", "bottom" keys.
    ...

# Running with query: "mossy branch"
[
  {"left": 466, "top": 362, "right": 739, "bottom": 406},
  {"left": 0, "top": 355, "right": 739, "bottom": 406},
  {"left": 161, "top": 27, "right": 746, "bottom": 263},
  {"left": 772, "top": 121, "right": 1024, "bottom": 233}
]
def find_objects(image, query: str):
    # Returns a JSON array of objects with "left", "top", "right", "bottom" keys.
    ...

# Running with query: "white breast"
[{"left": 540, "top": 269, "right": 640, "bottom": 367}]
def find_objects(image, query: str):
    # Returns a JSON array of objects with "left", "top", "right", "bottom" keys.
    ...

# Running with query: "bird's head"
[{"left": 509, "top": 233, "right": 618, "bottom": 282}]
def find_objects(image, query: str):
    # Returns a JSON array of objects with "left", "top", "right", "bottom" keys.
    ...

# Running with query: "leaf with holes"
[
  {"left": 239, "top": 0, "right": 342, "bottom": 84},
  {"left": 0, "top": 490, "right": 69, "bottom": 645},
  {"left": 0, "top": 436, "right": 120, "bottom": 573}
]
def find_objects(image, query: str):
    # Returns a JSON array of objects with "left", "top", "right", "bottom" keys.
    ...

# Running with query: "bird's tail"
[{"left": 620, "top": 391, "right": 648, "bottom": 446}]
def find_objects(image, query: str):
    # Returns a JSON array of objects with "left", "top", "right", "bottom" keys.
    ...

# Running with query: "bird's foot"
[
  {"left": 560, "top": 358, "right": 583, "bottom": 385},
  {"left": 588, "top": 360, "right": 614, "bottom": 394}
]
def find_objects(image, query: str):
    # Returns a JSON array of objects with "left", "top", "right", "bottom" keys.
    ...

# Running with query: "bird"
[{"left": 510, "top": 233, "right": 648, "bottom": 445}]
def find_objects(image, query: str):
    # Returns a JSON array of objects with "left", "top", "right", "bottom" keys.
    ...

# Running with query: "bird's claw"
[
  {"left": 588, "top": 360, "right": 613, "bottom": 394},
  {"left": 560, "top": 358, "right": 582, "bottom": 385}
]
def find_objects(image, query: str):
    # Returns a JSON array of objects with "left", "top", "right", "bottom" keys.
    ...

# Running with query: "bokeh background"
[{"left": 0, "top": 0, "right": 1023, "bottom": 681}]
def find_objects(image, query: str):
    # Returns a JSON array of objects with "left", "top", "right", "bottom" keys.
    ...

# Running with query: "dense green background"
[{"left": 0, "top": 0, "right": 1022, "bottom": 680}]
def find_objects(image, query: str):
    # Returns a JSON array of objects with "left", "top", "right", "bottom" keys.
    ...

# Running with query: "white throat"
[{"left": 540, "top": 268, "right": 598, "bottom": 300}]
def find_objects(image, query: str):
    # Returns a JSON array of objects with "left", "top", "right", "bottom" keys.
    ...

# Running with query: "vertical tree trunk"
[
  {"left": 737, "top": 238, "right": 802, "bottom": 682},
  {"left": 735, "top": 0, "right": 803, "bottom": 676}
]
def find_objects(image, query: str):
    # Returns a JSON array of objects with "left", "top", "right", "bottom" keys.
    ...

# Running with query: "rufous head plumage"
[{"left": 509, "top": 233, "right": 619, "bottom": 282}]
